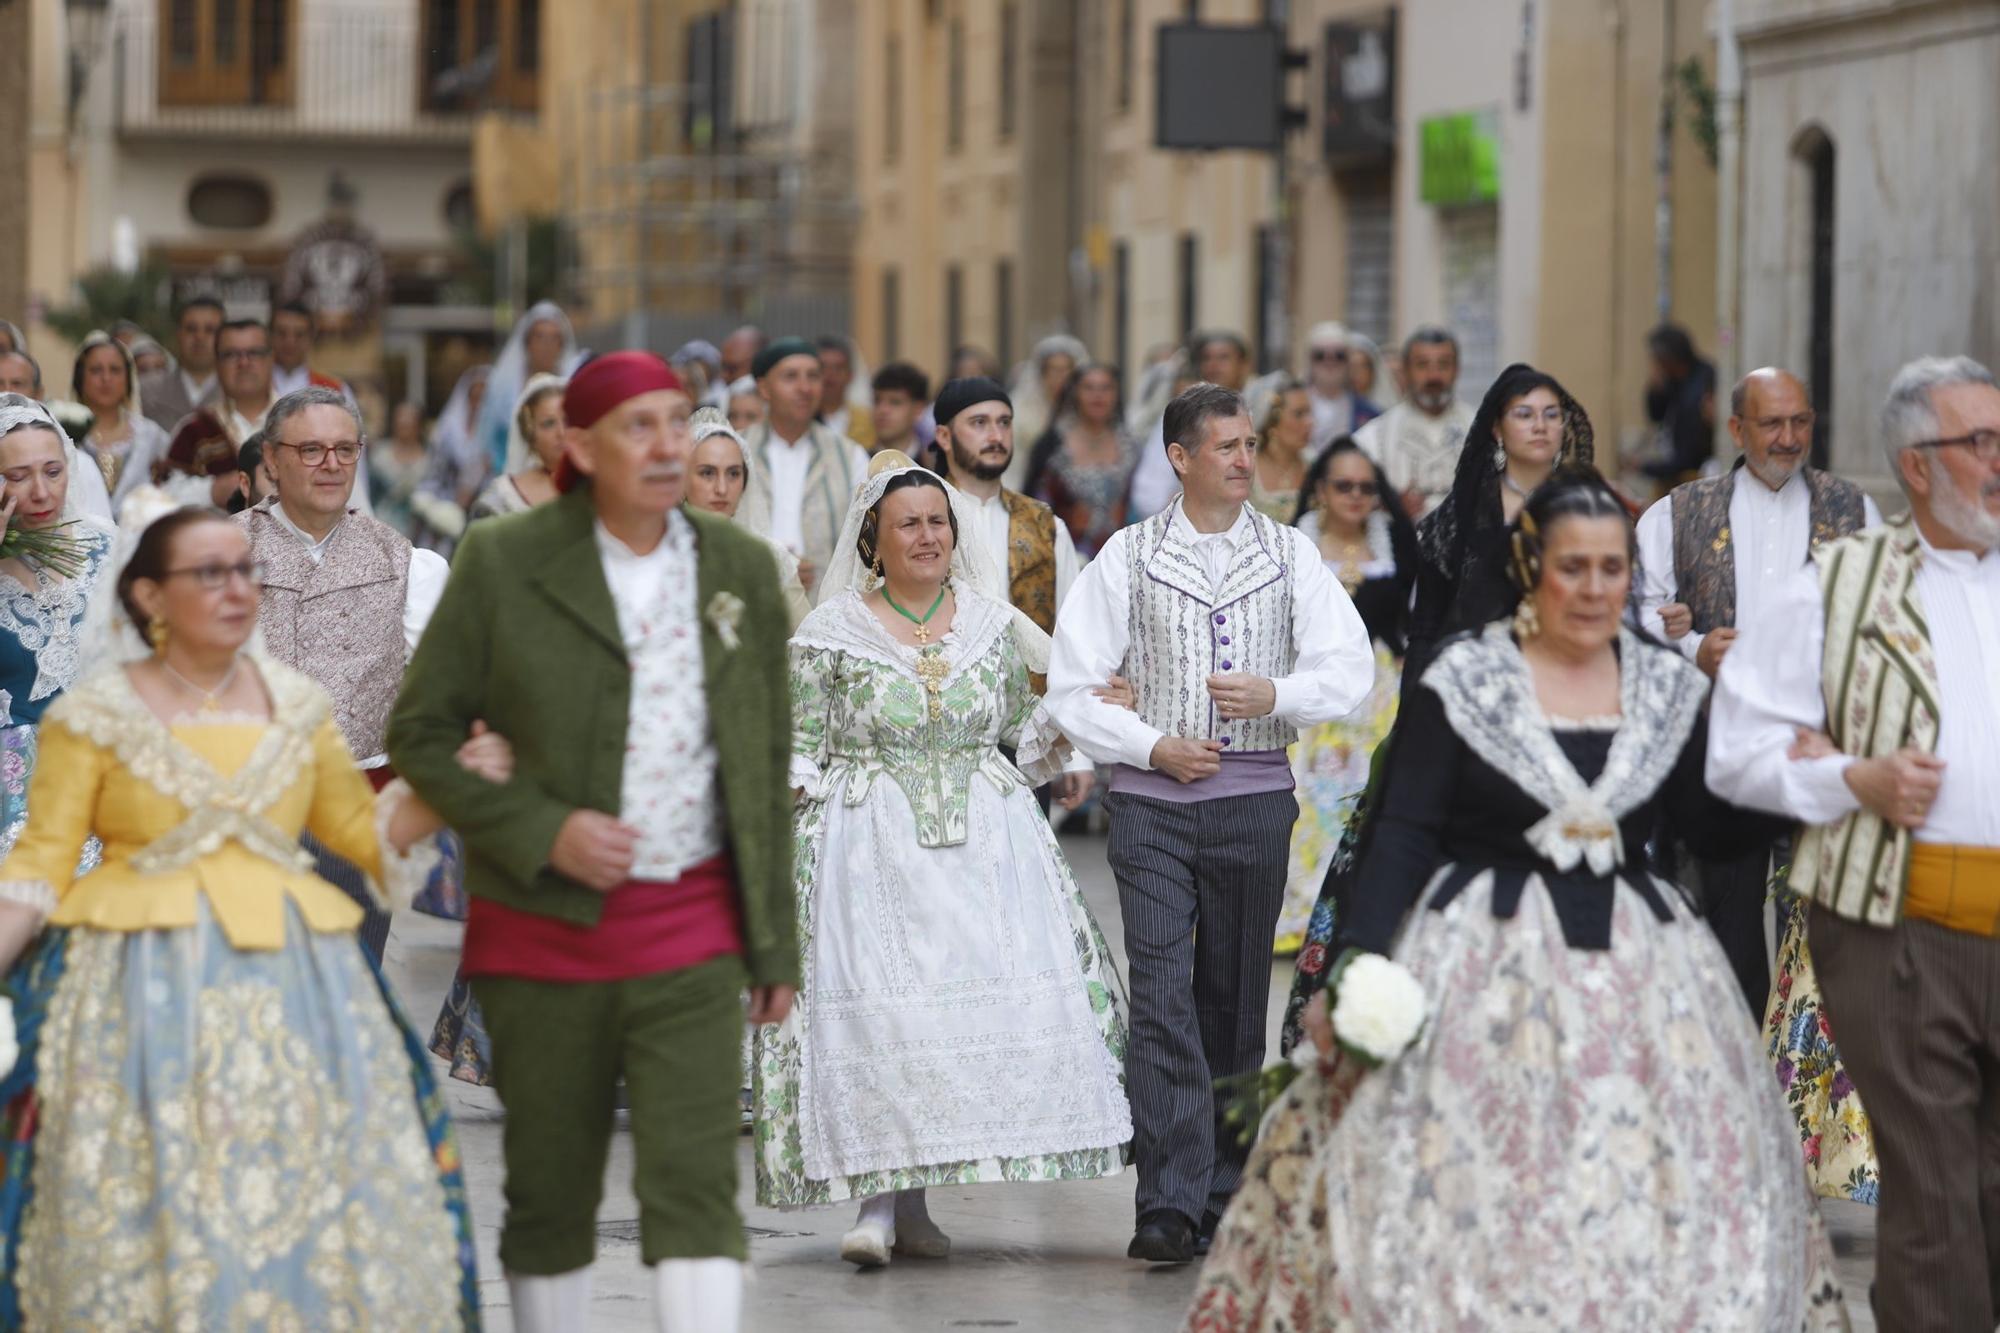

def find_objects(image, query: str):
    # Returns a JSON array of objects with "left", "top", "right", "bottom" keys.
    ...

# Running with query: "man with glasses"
[
  {"left": 236, "top": 385, "right": 448, "bottom": 960},
  {"left": 160, "top": 320, "right": 278, "bottom": 502},
  {"left": 1709, "top": 356, "right": 2000, "bottom": 1332},
  {"left": 1303, "top": 321, "right": 1381, "bottom": 455},
  {"left": 1635, "top": 365, "right": 1878, "bottom": 1016},
  {"left": 1352, "top": 325, "right": 1475, "bottom": 518}
]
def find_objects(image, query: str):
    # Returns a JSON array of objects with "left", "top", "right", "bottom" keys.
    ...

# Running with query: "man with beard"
[
  {"left": 1708, "top": 356, "right": 2000, "bottom": 1333},
  {"left": 738, "top": 336, "right": 867, "bottom": 599},
  {"left": 1352, "top": 326, "right": 1476, "bottom": 517},
  {"left": 1637, "top": 365, "right": 1878, "bottom": 1015}
]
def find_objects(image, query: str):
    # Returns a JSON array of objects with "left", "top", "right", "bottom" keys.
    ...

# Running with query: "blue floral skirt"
[{"left": 0, "top": 901, "right": 479, "bottom": 1329}]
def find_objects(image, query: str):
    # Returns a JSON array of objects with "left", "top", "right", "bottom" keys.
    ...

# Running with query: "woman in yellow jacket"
[{"left": 0, "top": 494, "right": 507, "bottom": 1328}]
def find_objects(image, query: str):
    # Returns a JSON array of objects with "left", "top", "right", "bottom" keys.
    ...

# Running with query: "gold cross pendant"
[{"left": 914, "top": 647, "right": 947, "bottom": 719}]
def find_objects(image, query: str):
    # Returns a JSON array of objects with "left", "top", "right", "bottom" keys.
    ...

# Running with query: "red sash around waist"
[{"left": 460, "top": 854, "right": 744, "bottom": 983}]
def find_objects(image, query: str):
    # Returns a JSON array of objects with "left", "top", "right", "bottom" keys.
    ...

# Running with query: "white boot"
[
  {"left": 892, "top": 1188, "right": 951, "bottom": 1258},
  {"left": 839, "top": 1193, "right": 897, "bottom": 1268},
  {"left": 653, "top": 1256, "right": 745, "bottom": 1333},
  {"left": 507, "top": 1267, "right": 592, "bottom": 1333}
]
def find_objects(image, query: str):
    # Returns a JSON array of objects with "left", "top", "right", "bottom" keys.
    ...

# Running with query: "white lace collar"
[
  {"left": 1422, "top": 621, "right": 1707, "bottom": 875},
  {"left": 791, "top": 585, "right": 1012, "bottom": 683}
]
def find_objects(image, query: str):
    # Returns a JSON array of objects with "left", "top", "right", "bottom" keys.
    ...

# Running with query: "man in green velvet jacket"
[{"left": 388, "top": 351, "right": 796, "bottom": 1333}]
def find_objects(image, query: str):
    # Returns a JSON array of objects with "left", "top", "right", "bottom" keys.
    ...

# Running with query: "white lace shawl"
[{"left": 1422, "top": 621, "right": 1708, "bottom": 876}]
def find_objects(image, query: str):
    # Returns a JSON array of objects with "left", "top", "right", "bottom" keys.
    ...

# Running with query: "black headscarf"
[
  {"left": 1406, "top": 363, "right": 1595, "bottom": 668},
  {"left": 1293, "top": 437, "right": 1420, "bottom": 654}
]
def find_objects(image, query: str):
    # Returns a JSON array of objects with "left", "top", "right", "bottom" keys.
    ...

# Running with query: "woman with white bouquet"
[{"left": 1184, "top": 468, "right": 1849, "bottom": 1331}]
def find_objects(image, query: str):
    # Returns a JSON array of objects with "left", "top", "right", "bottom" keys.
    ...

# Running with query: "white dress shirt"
[
  {"left": 1046, "top": 499, "right": 1376, "bottom": 771},
  {"left": 1352, "top": 400, "right": 1476, "bottom": 517},
  {"left": 180, "top": 369, "right": 216, "bottom": 406},
  {"left": 1636, "top": 471, "right": 1882, "bottom": 659},
  {"left": 763, "top": 428, "right": 815, "bottom": 555},
  {"left": 960, "top": 488, "right": 1081, "bottom": 609},
  {"left": 267, "top": 501, "right": 448, "bottom": 663},
  {"left": 1707, "top": 532, "right": 2000, "bottom": 847},
  {"left": 1125, "top": 421, "right": 1178, "bottom": 521},
  {"left": 594, "top": 513, "right": 726, "bottom": 879}
]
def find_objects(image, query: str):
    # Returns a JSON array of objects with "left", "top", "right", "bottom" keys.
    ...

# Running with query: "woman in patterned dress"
[
  {"left": 1271, "top": 441, "right": 1414, "bottom": 953},
  {"left": 752, "top": 461, "right": 1132, "bottom": 1268},
  {"left": 1184, "top": 471, "right": 1847, "bottom": 1332},
  {"left": 0, "top": 497, "right": 512, "bottom": 1327},
  {"left": 1024, "top": 363, "right": 1138, "bottom": 559}
]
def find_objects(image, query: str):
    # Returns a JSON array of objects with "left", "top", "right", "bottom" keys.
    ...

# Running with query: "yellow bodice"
[{"left": 0, "top": 662, "right": 385, "bottom": 950}]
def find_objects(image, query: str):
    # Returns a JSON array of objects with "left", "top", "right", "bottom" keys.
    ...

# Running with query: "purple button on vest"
[{"left": 1214, "top": 613, "right": 1225, "bottom": 624}]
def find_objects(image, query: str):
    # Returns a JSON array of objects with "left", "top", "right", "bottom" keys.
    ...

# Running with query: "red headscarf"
[{"left": 554, "top": 351, "right": 686, "bottom": 493}]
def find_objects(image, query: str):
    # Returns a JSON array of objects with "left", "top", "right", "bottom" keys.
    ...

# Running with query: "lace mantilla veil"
[
  {"left": 0, "top": 394, "right": 116, "bottom": 534},
  {"left": 817, "top": 456, "right": 1051, "bottom": 675}
]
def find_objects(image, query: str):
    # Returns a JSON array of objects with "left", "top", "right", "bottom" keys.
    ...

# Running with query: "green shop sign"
[{"left": 1420, "top": 111, "right": 1501, "bottom": 205}]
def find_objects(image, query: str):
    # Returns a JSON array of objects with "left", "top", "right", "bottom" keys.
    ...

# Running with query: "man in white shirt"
[
  {"left": 270, "top": 300, "right": 353, "bottom": 402},
  {"left": 1636, "top": 366, "right": 1878, "bottom": 1013},
  {"left": 138, "top": 296, "right": 223, "bottom": 432},
  {"left": 1046, "top": 383, "right": 1375, "bottom": 1265},
  {"left": 932, "top": 376, "right": 1089, "bottom": 808},
  {"left": 1352, "top": 326, "right": 1476, "bottom": 517},
  {"left": 235, "top": 385, "right": 447, "bottom": 961},
  {"left": 739, "top": 336, "right": 868, "bottom": 599},
  {"left": 1707, "top": 356, "right": 2000, "bottom": 1333},
  {"left": 1303, "top": 321, "right": 1381, "bottom": 455}
]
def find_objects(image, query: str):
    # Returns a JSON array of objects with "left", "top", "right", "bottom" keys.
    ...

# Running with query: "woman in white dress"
[
  {"left": 63, "top": 332, "right": 172, "bottom": 512},
  {"left": 753, "top": 458, "right": 1132, "bottom": 1267},
  {"left": 685, "top": 406, "right": 811, "bottom": 628}
]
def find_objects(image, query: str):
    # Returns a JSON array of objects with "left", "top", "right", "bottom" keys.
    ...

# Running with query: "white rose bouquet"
[
  {"left": 1218, "top": 949, "right": 1426, "bottom": 1146},
  {"left": 1324, "top": 949, "right": 1427, "bottom": 1068}
]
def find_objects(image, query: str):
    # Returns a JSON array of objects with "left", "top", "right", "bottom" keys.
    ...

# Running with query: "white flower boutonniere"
[{"left": 705, "top": 591, "right": 746, "bottom": 651}]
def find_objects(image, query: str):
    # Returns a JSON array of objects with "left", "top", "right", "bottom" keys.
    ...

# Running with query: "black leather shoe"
[
  {"left": 1127, "top": 1209, "right": 1196, "bottom": 1264},
  {"left": 1192, "top": 1210, "right": 1222, "bottom": 1257}
]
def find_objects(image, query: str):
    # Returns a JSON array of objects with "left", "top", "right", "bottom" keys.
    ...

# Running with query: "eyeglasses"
[
  {"left": 1506, "top": 405, "right": 1566, "bottom": 425},
  {"left": 1915, "top": 430, "right": 2000, "bottom": 462},
  {"left": 1310, "top": 349, "right": 1348, "bottom": 363},
  {"left": 215, "top": 347, "right": 271, "bottom": 364},
  {"left": 273, "top": 440, "right": 365, "bottom": 466},
  {"left": 162, "top": 560, "right": 264, "bottom": 590},
  {"left": 1327, "top": 478, "right": 1378, "bottom": 497}
]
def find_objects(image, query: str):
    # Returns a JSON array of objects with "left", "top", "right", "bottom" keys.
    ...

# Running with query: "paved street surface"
[{"left": 387, "top": 832, "right": 1878, "bottom": 1331}]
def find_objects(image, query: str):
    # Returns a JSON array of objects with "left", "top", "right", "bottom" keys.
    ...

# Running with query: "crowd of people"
[{"left": 0, "top": 293, "right": 1992, "bottom": 1333}]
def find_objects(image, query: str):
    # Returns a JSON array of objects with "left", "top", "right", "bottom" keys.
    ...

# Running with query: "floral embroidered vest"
[
  {"left": 1669, "top": 466, "right": 1869, "bottom": 636},
  {"left": 239, "top": 501, "right": 411, "bottom": 761},
  {"left": 1122, "top": 506, "right": 1298, "bottom": 754},
  {"left": 1790, "top": 515, "right": 1941, "bottom": 926},
  {"left": 1000, "top": 488, "right": 1057, "bottom": 693}
]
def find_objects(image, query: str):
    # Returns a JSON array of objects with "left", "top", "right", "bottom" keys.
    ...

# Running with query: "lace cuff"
[
  {"left": 0, "top": 880, "right": 56, "bottom": 922},
  {"left": 1014, "top": 706, "right": 1073, "bottom": 788},
  {"left": 373, "top": 779, "right": 445, "bottom": 913},
  {"left": 789, "top": 754, "right": 827, "bottom": 802}
]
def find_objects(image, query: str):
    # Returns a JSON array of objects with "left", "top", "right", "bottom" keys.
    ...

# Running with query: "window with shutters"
[{"left": 159, "top": 0, "right": 293, "bottom": 108}]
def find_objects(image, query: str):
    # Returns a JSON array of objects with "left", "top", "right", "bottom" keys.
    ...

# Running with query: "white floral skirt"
[
  {"left": 1185, "top": 870, "right": 1849, "bottom": 1332},
  {"left": 754, "top": 775, "right": 1132, "bottom": 1206},
  {"left": 19, "top": 900, "right": 463, "bottom": 1330}
]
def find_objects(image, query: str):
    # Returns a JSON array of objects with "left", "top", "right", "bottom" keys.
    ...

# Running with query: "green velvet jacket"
[{"left": 386, "top": 487, "right": 799, "bottom": 988}]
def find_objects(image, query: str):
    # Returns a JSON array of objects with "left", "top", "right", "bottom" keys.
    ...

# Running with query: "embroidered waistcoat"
[
  {"left": 1669, "top": 466, "right": 1869, "bottom": 635},
  {"left": 1790, "top": 516, "right": 1941, "bottom": 927},
  {"left": 1122, "top": 506, "right": 1298, "bottom": 754},
  {"left": 1000, "top": 488, "right": 1058, "bottom": 694},
  {"left": 239, "top": 502, "right": 411, "bottom": 760}
]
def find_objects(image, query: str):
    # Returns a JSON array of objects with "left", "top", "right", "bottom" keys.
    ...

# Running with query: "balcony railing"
[{"left": 113, "top": 7, "right": 533, "bottom": 142}]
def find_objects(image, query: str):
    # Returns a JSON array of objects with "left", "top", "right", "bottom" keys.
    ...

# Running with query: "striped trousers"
[
  {"left": 303, "top": 831, "right": 393, "bottom": 964},
  {"left": 1811, "top": 906, "right": 2000, "bottom": 1332},
  {"left": 1106, "top": 788, "right": 1296, "bottom": 1225}
]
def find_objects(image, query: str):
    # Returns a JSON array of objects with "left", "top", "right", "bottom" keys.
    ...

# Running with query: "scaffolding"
[{"left": 556, "top": 2, "right": 857, "bottom": 348}]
